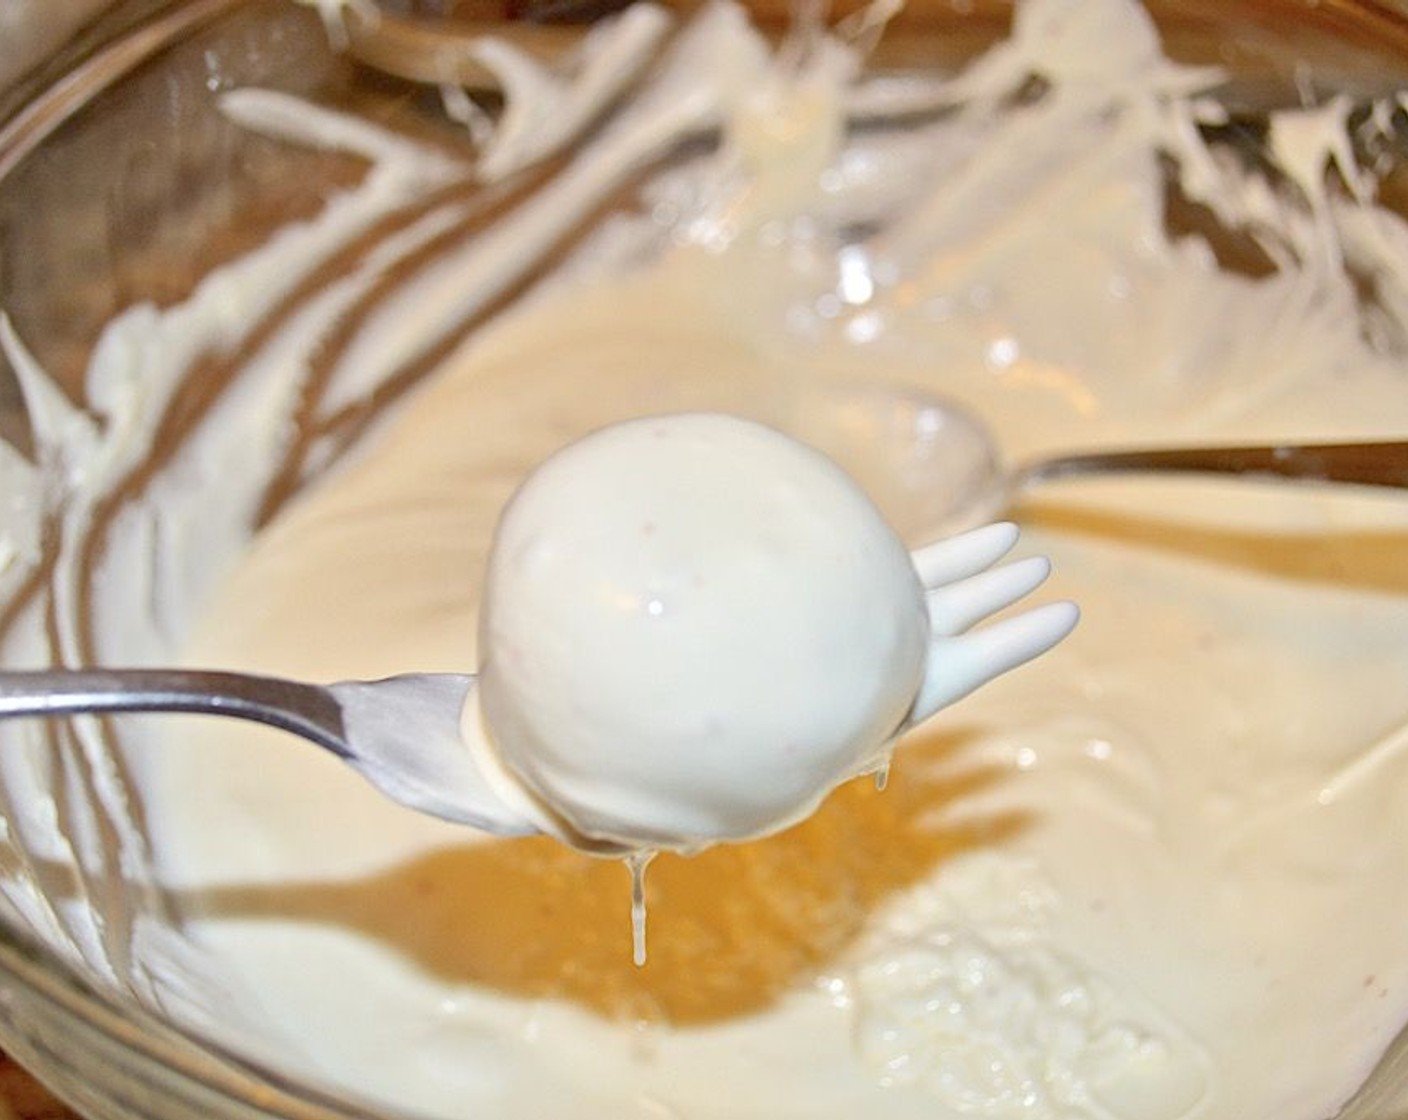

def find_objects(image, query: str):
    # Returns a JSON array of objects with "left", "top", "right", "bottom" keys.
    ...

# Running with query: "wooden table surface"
[{"left": 0, "top": 1053, "right": 78, "bottom": 1120}]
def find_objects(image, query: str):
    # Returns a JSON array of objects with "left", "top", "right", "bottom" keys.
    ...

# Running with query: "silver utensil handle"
[
  {"left": 1022, "top": 440, "right": 1408, "bottom": 489},
  {"left": 0, "top": 669, "right": 349, "bottom": 757}
]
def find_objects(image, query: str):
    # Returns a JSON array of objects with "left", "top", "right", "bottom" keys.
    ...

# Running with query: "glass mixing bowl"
[{"left": 3, "top": 1, "right": 1408, "bottom": 1117}]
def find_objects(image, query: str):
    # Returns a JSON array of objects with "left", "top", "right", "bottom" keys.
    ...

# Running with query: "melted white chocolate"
[
  {"left": 156, "top": 233, "right": 1408, "bottom": 1120},
  {"left": 7, "top": 0, "right": 1408, "bottom": 1116},
  {"left": 469, "top": 413, "right": 928, "bottom": 853}
]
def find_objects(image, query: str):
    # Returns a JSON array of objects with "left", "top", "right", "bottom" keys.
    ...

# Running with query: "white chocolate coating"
[{"left": 471, "top": 413, "right": 927, "bottom": 850}]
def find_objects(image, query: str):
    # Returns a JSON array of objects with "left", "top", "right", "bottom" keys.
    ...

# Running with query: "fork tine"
[
  {"left": 926, "top": 554, "right": 1053, "bottom": 636},
  {"left": 908, "top": 600, "right": 1079, "bottom": 726},
  {"left": 911, "top": 522, "right": 1020, "bottom": 587}
]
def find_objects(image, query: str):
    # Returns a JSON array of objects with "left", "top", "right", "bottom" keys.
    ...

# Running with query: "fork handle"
[
  {"left": 1021, "top": 440, "right": 1408, "bottom": 489},
  {"left": 0, "top": 669, "right": 350, "bottom": 758}
]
